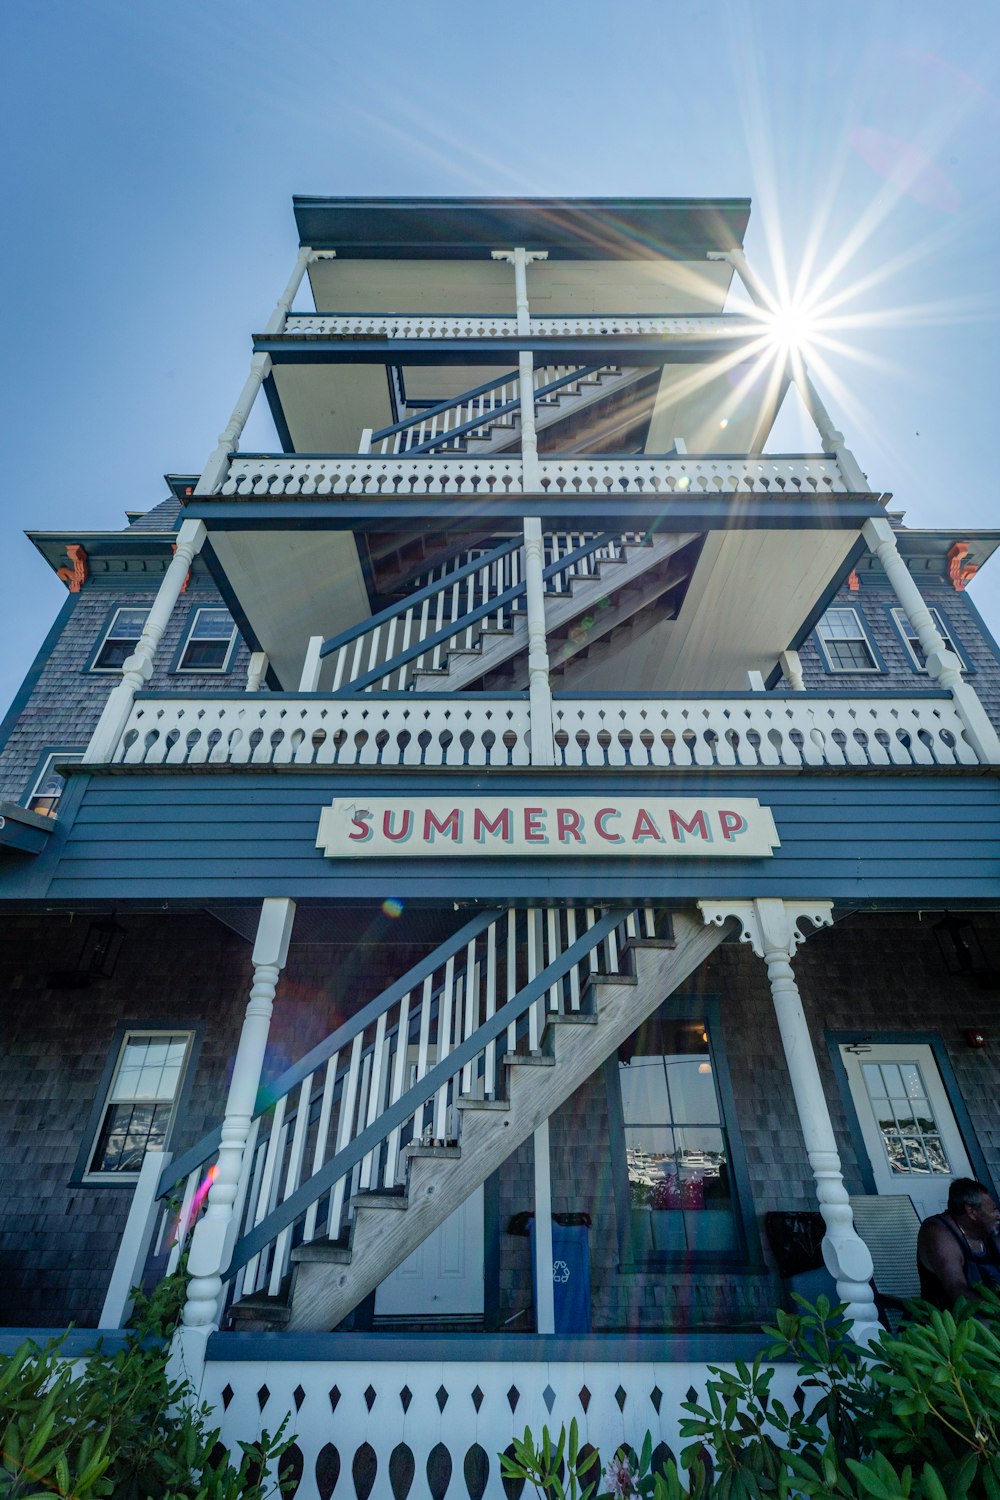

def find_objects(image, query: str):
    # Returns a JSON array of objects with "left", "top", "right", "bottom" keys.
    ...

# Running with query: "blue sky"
[{"left": 2, "top": 0, "right": 998, "bottom": 708}]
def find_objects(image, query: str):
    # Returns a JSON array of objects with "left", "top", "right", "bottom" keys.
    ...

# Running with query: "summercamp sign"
[{"left": 316, "top": 796, "right": 779, "bottom": 858}]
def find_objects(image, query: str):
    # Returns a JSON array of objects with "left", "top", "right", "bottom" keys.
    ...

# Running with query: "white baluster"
[
  {"left": 303, "top": 1052, "right": 339, "bottom": 1243},
  {"left": 328, "top": 1034, "right": 363, "bottom": 1239}
]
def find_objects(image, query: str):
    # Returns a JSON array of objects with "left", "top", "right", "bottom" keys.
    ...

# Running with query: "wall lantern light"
[
  {"left": 933, "top": 913, "right": 989, "bottom": 979},
  {"left": 48, "top": 918, "right": 125, "bottom": 989}
]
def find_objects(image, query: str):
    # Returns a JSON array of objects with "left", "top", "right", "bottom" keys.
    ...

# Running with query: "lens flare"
[{"left": 382, "top": 897, "right": 404, "bottom": 918}]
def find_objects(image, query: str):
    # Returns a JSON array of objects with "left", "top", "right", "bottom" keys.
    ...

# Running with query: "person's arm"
[{"left": 918, "top": 1220, "right": 969, "bottom": 1309}]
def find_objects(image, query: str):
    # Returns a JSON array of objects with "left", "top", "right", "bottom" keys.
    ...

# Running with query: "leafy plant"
[
  {"left": 0, "top": 1272, "right": 294, "bottom": 1499},
  {"left": 501, "top": 1419, "right": 601, "bottom": 1500}
]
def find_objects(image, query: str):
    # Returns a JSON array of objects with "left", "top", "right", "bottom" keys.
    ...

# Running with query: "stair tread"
[
  {"left": 456, "top": 1096, "right": 510, "bottom": 1111},
  {"left": 502, "top": 1050, "right": 556, "bottom": 1067},
  {"left": 404, "top": 1143, "right": 463, "bottom": 1159},
  {"left": 291, "top": 1238, "right": 352, "bottom": 1264}
]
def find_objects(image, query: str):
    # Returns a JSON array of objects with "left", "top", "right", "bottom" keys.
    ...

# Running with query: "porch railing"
[
  {"left": 279, "top": 311, "right": 760, "bottom": 341},
  {"left": 217, "top": 452, "right": 852, "bottom": 499},
  {"left": 111, "top": 690, "right": 979, "bottom": 770}
]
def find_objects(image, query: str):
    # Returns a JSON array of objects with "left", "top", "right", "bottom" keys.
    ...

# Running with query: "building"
[{"left": 1, "top": 196, "right": 999, "bottom": 1497}]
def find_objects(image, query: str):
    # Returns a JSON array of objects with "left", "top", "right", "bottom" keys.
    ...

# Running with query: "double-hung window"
[
  {"left": 92, "top": 608, "right": 148, "bottom": 671},
  {"left": 24, "top": 751, "right": 84, "bottom": 818},
  {"left": 176, "top": 607, "right": 238, "bottom": 672},
  {"left": 816, "top": 607, "right": 880, "bottom": 672},
  {"left": 891, "top": 607, "right": 965, "bottom": 673},
  {"left": 616, "top": 1010, "right": 742, "bottom": 1260},
  {"left": 87, "top": 1031, "right": 192, "bottom": 1177}
]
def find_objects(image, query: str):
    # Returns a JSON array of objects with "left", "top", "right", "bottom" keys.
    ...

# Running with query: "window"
[
  {"left": 176, "top": 607, "right": 238, "bottom": 673},
  {"left": 616, "top": 1013, "right": 741, "bottom": 1260},
  {"left": 92, "top": 608, "right": 148, "bottom": 671},
  {"left": 24, "top": 751, "right": 84, "bottom": 818},
  {"left": 87, "top": 1031, "right": 192, "bottom": 1176},
  {"left": 816, "top": 607, "right": 880, "bottom": 672},
  {"left": 891, "top": 607, "right": 965, "bottom": 673}
]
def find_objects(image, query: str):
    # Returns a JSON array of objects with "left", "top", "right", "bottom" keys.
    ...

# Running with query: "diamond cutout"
[
  {"left": 650, "top": 1386, "right": 663, "bottom": 1415},
  {"left": 328, "top": 1384, "right": 341, "bottom": 1414},
  {"left": 507, "top": 1384, "right": 520, "bottom": 1413},
  {"left": 256, "top": 1383, "right": 270, "bottom": 1411},
  {"left": 542, "top": 1384, "right": 556, "bottom": 1414},
  {"left": 365, "top": 1384, "right": 377, "bottom": 1412},
  {"left": 578, "top": 1385, "right": 591, "bottom": 1413},
  {"left": 221, "top": 1383, "right": 234, "bottom": 1410},
  {"left": 435, "top": 1384, "right": 449, "bottom": 1413},
  {"left": 793, "top": 1384, "right": 806, "bottom": 1411},
  {"left": 293, "top": 1384, "right": 306, "bottom": 1412},
  {"left": 686, "top": 1385, "right": 699, "bottom": 1405},
  {"left": 400, "top": 1385, "right": 413, "bottom": 1413},
  {"left": 471, "top": 1385, "right": 484, "bottom": 1412},
  {"left": 614, "top": 1384, "right": 627, "bottom": 1412}
]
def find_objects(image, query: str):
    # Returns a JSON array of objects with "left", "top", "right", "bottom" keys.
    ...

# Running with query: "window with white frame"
[
  {"left": 92, "top": 607, "right": 148, "bottom": 671},
  {"left": 176, "top": 607, "right": 238, "bottom": 672},
  {"left": 24, "top": 751, "right": 84, "bottom": 818},
  {"left": 87, "top": 1031, "right": 192, "bottom": 1176},
  {"left": 891, "top": 607, "right": 963, "bottom": 672},
  {"left": 816, "top": 607, "right": 880, "bottom": 672}
]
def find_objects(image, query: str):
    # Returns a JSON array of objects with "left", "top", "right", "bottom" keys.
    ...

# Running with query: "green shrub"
[
  {"left": 500, "top": 1293, "right": 1000, "bottom": 1500},
  {"left": 0, "top": 1274, "right": 292, "bottom": 1499}
]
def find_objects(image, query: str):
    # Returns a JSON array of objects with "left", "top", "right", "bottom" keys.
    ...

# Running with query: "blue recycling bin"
[{"left": 528, "top": 1213, "right": 592, "bottom": 1333}]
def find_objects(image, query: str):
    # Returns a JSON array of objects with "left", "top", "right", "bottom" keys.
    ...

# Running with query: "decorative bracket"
[
  {"left": 847, "top": 569, "right": 860, "bottom": 591},
  {"left": 697, "top": 898, "right": 833, "bottom": 959},
  {"left": 56, "top": 543, "right": 88, "bottom": 593},
  {"left": 947, "top": 541, "right": 978, "bottom": 592}
]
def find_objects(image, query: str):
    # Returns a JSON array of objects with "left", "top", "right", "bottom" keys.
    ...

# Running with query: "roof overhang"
[{"left": 292, "top": 196, "right": 752, "bottom": 260}]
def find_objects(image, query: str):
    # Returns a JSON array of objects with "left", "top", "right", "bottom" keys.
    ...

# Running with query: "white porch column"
[
  {"left": 779, "top": 650, "right": 806, "bottom": 691},
  {"left": 195, "top": 354, "right": 272, "bottom": 496},
  {"left": 491, "top": 247, "right": 548, "bottom": 336},
  {"left": 262, "top": 244, "right": 316, "bottom": 335},
  {"left": 699, "top": 898, "right": 881, "bottom": 1345},
  {"left": 709, "top": 248, "right": 868, "bottom": 491},
  {"left": 523, "top": 517, "right": 554, "bottom": 766},
  {"left": 170, "top": 898, "right": 296, "bottom": 1389},
  {"left": 533, "top": 1120, "right": 556, "bottom": 1334},
  {"left": 245, "top": 652, "right": 269, "bottom": 693},
  {"left": 84, "top": 519, "right": 207, "bottom": 763},
  {"left": 863, "top": 516, "right": 1000, "bottom": 763}
]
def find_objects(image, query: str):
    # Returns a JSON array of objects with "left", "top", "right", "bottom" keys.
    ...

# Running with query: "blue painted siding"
[{"left": 11, "top": 768, "right": 999, "bottom": 906}]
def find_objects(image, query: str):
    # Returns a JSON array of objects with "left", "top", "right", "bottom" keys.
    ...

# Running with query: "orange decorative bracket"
[
  {"left": 947, "top": 542, "right": 978, "bottom": 591},
  {"left": 56, "top": 543, "right": 88, "bottom": 593},
  {"left": 171, "top": 543, "right": 191, "bottom": 593},
  {"left": 847, "top": 570, "right": 860, "bottom": 591}
]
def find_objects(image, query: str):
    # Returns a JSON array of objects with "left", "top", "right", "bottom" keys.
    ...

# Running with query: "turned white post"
[
  {"left": 709, "top": 248, "right": 868, "bottom": 490},
  {"left": 169, "top": 898, "right": 296, "bottom": 1390},
  {"left": 195, "top": 354, "right": 272, "bottom": 497},
  {"left": 863, "top": 516, "right": 1000, "bottom": 763},
  {"left": 262, "top": 244, "right": 316, "bottom": 336},
  {"left": 491, "top": 247, "right": 547, "bottom": 336},
  {"left": 523, "top": 516, "right": 554, "bottom": 767},
  {"left": 84, "top": 519, "right": 207, "bottom": 763},
  {"left": 245, "top": 652, "right": 269, "bottom": 693},
  {"left": 518, "top": 349, "right": 541, "bottom": 492},
  {"left": 699, "top": 898, "right": 881, "bottom": 1344},
  {"left": 779, "top": 649, "right": 806, "bottom": 691},
  {"left": 533, "top": 1119, "right": 555, "bottom": 1334}
]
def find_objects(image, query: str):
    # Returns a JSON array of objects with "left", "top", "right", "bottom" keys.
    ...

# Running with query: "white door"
[
  {"left": 839, "top": 1043, "right": 972, "bottom": 1220},
  {"left": 374, "top": 1185, "right": 484, "bottom": 1319}
]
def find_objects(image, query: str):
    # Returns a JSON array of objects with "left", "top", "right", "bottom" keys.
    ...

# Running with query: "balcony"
[
  {"left": 279, "top": 311, "right": 760, "bottom": 342},
  {"left": 111, "top": 690, "right": 980, "bottom": 771},
  {"left": 216, "top": 452, "right": 853, "bottom": 501}
]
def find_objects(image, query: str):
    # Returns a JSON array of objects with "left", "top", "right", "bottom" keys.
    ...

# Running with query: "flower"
[{"left": 603, "top": 1454, "right": 636, "bottom": 1498}]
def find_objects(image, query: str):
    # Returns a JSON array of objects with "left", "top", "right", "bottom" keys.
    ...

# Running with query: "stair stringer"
[
  {"left": 477, "top": 366, "right": 646, "bottom": 454},
  {"left": 411, "top": 532, "right": 698, "bottom": 694},
  {"left": 287, "top": 911, "right": 730, "bottom": 1331}
]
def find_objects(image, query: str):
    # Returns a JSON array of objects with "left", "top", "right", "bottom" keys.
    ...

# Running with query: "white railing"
[
  {"left": 110, "top": 692, "right": 979, "bottom": 769},
  {"left": 281, "top": 311, "right": 759, "bottom": 341},
  {"left": 199, "top": 1350, "right": 803, "bottom": 1500},
  {"left": 552, "top": 694, "right": 979, "bottom": 769},
  {"left": 321, "top": 532, "right": 644, "bottom": 694},
  {"left": 114, "top": 694, "right": 532, "bottom": 768},
  {"left": 218, "top": 453, "right": 850, "bottom": 498},
  {"left": 145, "top": 907, "right": 645, "bottom": 1321}
]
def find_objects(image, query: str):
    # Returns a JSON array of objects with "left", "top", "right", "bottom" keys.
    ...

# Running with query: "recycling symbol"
[{"left": 552, "top": 1259, "right": 571, "bottom": 1284}]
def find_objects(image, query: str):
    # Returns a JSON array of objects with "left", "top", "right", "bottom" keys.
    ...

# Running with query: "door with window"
[{"left": 839, "top": 1043, "right": 973, "bottom": 1219}]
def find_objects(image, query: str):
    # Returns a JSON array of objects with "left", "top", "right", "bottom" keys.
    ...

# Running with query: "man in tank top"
[{"left": 917, "top": 1178, "right": 1000, "bottom": 1310}]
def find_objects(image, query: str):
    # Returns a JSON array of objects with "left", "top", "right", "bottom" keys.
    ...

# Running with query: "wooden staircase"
[{"left": 226, "top": 910, "right": 728, "bottom": 1333}]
